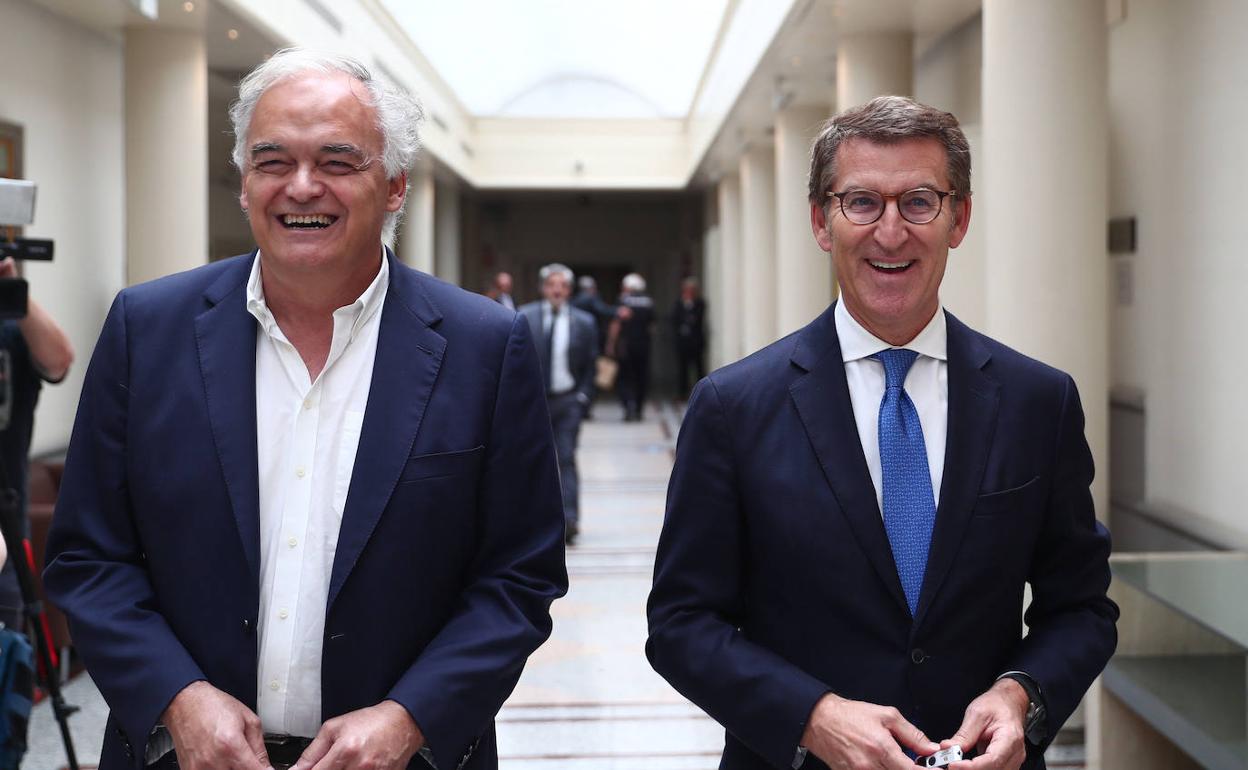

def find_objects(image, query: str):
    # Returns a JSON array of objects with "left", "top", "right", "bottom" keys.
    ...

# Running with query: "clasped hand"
[
  {"left": 802, "top": 679, "right": 1028, "bottom": 770},
  {"left": 163, "top": 681, "right": 424, "bottom": 770}
]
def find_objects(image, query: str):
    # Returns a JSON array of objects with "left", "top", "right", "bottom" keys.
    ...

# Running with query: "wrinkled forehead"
[
  {"left": 832, "top": 136, "right": 951, "bottom": 191},
  {"left": 248, "top": 70, "right": 382, "bottom": 152}
]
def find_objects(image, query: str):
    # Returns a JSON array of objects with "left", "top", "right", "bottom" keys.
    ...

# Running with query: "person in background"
[
  {"left": 520, "top": 264, "right": 597, "bottom": 545},
  {"left": 0, "top": 256, "right": 73, "bottom": 630},
  {"left": 671, "top": 276, "right": 707, "bottom": 400},
  {"left": 613, "top": 272, "right": 653, "bottom": 422},
  {"left": 492, "top": 271, "right": 515, "bottom": 310},
  {"left": 571, "top": 275, "right": 617, "bottom": 420}
]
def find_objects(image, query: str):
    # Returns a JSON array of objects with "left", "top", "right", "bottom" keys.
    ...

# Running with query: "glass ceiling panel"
[{"left": 381, "top": 0, "right": 730, "bottom": 118}]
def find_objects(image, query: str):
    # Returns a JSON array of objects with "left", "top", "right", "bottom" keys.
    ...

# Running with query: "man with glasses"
[{"left": 648, "top": 96, "right": 1117, "bottom": 770}]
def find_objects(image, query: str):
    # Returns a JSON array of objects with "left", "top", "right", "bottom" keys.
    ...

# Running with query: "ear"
[
  {"left": 239, "top": 176, "right": 249, "bottom": 211},
  {"left": 810, "top": 202, "right": 834, "bottom": 252},
  {"left": 386, "top": 171, "right": 407, "bottom": 213},
  {"left": 948, "top": 193, "right": 972, "bottom": 249}
]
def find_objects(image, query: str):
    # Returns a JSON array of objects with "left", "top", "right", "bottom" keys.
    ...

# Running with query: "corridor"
[{"left": 495, "top": 402, "right": 722, "bottom": 769}]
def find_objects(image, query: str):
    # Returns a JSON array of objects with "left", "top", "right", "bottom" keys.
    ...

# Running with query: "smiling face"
[
  {"left": 239, "top": 70, "right": 405, "bottom": 281},
  {"left": 810, "top": 136, "right": 971, "bottom": 345}
]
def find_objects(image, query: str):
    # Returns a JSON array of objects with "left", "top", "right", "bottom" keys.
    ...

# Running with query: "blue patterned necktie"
[{"left": 872, "top": 348, "right": 936, "bottom": 616}]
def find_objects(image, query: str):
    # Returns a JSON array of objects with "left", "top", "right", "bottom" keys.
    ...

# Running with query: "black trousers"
[{"left": 617, "top": 354, "right": 649, "bottom": 419}]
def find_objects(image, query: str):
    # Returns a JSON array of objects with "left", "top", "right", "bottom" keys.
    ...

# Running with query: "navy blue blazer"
[
  {"left": 44, "top": 252, "right": 568, "bottom": 770},
  {"left": 647, "top": 303, "right": 1117, "bottom": 770},
  {"left": 517, "top": 301, "right": 599, "bottom": 403}
]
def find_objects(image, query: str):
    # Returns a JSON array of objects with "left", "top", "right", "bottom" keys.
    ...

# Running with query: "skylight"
[{"left": 381, "top": 0, "right": 730, "bottom": 119}]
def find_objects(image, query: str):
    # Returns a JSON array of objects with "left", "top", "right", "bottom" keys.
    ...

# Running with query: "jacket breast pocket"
[
  {"left": 973, "top": 475, "right": 1041, "bottom": 517},
  {"left": 398, "top": 445, "right": 485, "bottom": 484}
]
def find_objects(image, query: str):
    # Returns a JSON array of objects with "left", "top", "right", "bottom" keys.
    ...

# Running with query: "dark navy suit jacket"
[
  {"left": 44, "top": 252, "right": 568, "bottom": 770},
  {"left": 647, "top": 303, "right": 1117, "bottom": 770},
  {"left": 517, "top": 301, "right": 598, "bottom": 403}
]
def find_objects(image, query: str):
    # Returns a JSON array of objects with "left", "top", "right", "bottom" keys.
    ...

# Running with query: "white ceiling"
[{"left": 379, "top": 0, "right": 730, "bottom": 118}]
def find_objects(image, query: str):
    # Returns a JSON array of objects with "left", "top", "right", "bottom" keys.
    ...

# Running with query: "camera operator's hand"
[{"left": 0, "top": 257, "right": 74, "bottom": 381}]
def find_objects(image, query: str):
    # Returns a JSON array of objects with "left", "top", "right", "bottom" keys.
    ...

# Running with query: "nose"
[
  {"left": 285, "top": 163, "right": 325, "bottom": 202},
  {"left": 872, "top": 201, "right": 910, "bottom": 250}
]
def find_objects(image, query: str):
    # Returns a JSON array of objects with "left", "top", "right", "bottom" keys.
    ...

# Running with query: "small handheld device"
[{"left": 915, "top": 745, "right": 962, "bottom": 768}]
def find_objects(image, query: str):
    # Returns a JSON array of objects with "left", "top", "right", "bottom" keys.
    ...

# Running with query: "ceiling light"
[
  {"left": 227, "top": 29, "right": 239, "bottom": 40},
  {"left": 183, "top": 1, "right": 194, "bottom": 12}
]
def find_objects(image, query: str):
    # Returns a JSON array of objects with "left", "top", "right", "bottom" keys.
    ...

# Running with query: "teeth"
[
  {"left": 282, "top": 214, "right": 335, "bottom": 226},
  {"left": 870, "top": 260, "right": 912, "bottom": 270}
]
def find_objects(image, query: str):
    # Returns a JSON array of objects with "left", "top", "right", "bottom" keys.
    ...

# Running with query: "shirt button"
[
  {"left": 295, "top": 466, "right": 306, "bottom": 478},
  {"left": 303, "top": 398, "right": 314, "bottom": 410},
  {"left": 288, "top": 537, "right": 298, "bottom": 548},
  {"left": 269, "top": 680, "right": 280, "bottom": 691},
  {"left": 278, "top": 609, "right": 289, "bottom": 619}
]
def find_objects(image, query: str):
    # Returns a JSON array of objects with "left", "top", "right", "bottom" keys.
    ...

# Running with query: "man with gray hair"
[
  {"left": 519, "top": 264, "right": 598, "bottom": 544},
  {"left": 648, "top": 96, "right": 1116, "bottom": 770},
  {"left": 45, "top": 48, "right": 566, "bottom": 770}
]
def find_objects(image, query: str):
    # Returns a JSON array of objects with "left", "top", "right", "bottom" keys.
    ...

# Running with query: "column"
[
  {"left": 125, "top": 28, "right": 207, "bottom": 285},
  {"left": 399, "top": 166, "right": 435, "bottom": 274},
  {"left": 983, "top": 0, "right": 1108, "bottom": 514},
  {"left": 739, "top": 148, "right": 776, "bottom": 354},
  {"left": 982, "top": 5, "right": 1109, "bottom": 763},
  {"left": 836, "top": 33, "right": 913, "bottom": 111},
  {"left": 775, "top": 105, "right": 833, "bottom": 337},
  {"left": 434, "top": 180, "right": 461, "bottom": 286},
  {"left": 715, "top": 174, "right": 743, "bottom": 368}
]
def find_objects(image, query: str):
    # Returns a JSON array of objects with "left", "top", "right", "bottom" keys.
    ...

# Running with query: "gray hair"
[
  {"left": 808, "top": 96, "right": 971, "bottom": 220},
  {"left": 577, "top": 275, "right": 597, "bottom": 291},
  {"left": 229, "top": 47, "right": 424, "bottom": 246},
  {"left": 539, "top": 263, "right": 574, "bottom": 286},
  {"left": 622, "top": 273, "right": 646, "bottom": 294}
]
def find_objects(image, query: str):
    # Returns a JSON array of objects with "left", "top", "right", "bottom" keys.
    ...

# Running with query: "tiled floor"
[
  {"left": 496, "top": 402, "right": 723, "bottom": 769},
  {"left": 24, "top": 399, "right": 1085, "bottom": 770}
]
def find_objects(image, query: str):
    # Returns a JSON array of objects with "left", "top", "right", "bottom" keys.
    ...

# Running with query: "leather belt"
[{"left": 264, "top": 735, "right": 313, "bottom": 769}]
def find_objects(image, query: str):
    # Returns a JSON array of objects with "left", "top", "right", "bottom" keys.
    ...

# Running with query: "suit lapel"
[
  {"left": 327, "top": 254, "right": 446, "bottom": 610},
  {"left": 194, "top": 254, "right": 262, "bottom": 584},
  {"left": 913, "top": 312, "right": 999, "bottom": 628},
  {"left": 789, "top": 304, "right": 910, "bottom": 616}
]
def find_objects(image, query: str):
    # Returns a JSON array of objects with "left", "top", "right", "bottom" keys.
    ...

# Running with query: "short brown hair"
[{"left": 807, "top": 96, "right": 971, "bottom": 207}]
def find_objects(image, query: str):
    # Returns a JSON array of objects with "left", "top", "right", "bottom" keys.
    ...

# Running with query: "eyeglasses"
[{"left": 827, "top": 188, "right": 956, "bottom": 225}]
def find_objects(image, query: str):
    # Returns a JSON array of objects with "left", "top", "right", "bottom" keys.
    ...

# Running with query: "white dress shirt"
[
  {"left": 835, "top": 300, "right": 948, "bottom": 513},
  {"left": 248, "top": 251, "right": 387, "bottom": 738},
  {"left": 543, "top": 301, "right": 575, "bottom": 393}
]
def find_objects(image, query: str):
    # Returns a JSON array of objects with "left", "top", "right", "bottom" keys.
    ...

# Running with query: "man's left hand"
[
  {"left": 943, "top": 678, "right": 1029, "bottom": 770},
  {"left": 293, "top": 700, "right": 424, "bottom": 770}
]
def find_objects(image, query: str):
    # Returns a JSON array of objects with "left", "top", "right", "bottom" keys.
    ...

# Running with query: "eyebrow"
[
  {"left": 250, "top": 141, "right": 284, "bottom": 156},
  {"left": 321, "top": 143, "right": 366, "bottom": 159},
  {"left": 248, "top": 142, "right": 367, "bottom": 159}
]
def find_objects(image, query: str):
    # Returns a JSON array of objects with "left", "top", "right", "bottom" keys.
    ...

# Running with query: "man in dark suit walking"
[
  {"left": 671, "top": 276, "right": 707, "bottom": 399},
  {"left": 44, "top": 48, "right": 566, "bottom": 770},
  {"left": 647, "top": 96, "right": 1117, "bottom": 770},
  {"left": 520, "top": 264, "right": 598, "bottom": 545}
]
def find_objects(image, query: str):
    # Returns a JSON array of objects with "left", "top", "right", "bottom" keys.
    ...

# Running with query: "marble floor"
[
  {"left": 495, "top": 401, "right": 723, "bottom": 769},
  {"left": 24, "top": 399, "right": 1085, "bottom": 770}
]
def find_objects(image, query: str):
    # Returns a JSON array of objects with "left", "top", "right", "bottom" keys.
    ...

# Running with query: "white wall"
[
  {"left": 0, "top": 0, "right": 126, "bottom": 455},
  {"left": 1109, "top": 0, "right": 1248, "bottom": 548}
]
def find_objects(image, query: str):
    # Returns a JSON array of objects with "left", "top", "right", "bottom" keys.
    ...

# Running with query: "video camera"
[{"left": 0, "top": 178, "right": 55, "bottom": 320}]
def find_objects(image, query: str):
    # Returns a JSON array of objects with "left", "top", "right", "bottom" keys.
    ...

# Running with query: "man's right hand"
[
  {"left": 162, "top": 681, "right": 273, "bottom": 770},
  {"left": 801, "top": 693, "right": 939, "bottom": 770}
]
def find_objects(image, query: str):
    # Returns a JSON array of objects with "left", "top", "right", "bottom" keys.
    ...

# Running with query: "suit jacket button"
[
  {"left": 910, "top": 648, "right": 928, "bottom": 664},
  {"left": 243, "top": 618, "right": 253, "bottom": 635}
]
